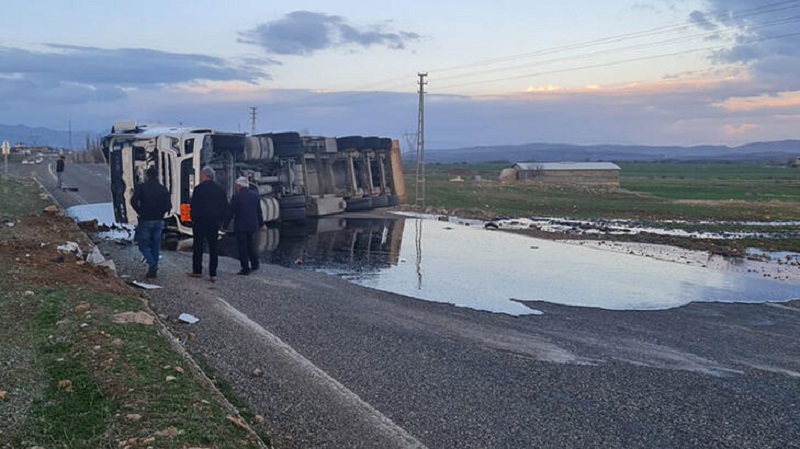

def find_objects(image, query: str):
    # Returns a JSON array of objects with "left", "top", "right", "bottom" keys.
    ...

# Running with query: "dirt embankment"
[{"left": 1, "top": 212, "right": 129, "bottom": 294}]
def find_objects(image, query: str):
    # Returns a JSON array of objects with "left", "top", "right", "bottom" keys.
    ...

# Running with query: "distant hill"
[
  {"left": 3, "top": 122, "right": 799, "bottom": 162},
  {"left": 416, "top": 140, "right": 800, "bottom": 164},
  {"left": 0, "top": 123, "right": 98, "bottom": 149}
]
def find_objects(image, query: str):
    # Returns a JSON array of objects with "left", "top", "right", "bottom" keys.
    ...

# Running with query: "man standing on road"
[
  {"left": 56, "top": 155, "right": 65, "bottom": 190},
  {"left": 130, "top": 166, "right": 172, "bottom": 279},
  {"left": 189, "top": 166, "right": 228, "bottom": 282},
  {"left": 227, "top": 176, "right": 264, "bottom": 275}
]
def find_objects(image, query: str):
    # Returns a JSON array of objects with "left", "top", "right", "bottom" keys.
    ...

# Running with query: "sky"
[{"left": 1, "top": 0, "right": 799, "bottom": 149}]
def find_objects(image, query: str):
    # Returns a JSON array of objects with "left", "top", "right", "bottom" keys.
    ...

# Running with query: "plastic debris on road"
[
  {"left": 132, "top": 281, "right": 162, "bottom": 289},
  {"left": 178, "top": 313, "right": 199, "bottom": 324}
]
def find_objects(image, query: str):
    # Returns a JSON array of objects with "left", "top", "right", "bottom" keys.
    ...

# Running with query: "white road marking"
[{"left": 216, "top": 297, "right": 428, "bottom": 449}]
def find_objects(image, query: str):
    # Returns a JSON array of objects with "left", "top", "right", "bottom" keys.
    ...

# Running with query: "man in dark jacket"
[
  {"left": 56, "top": 155, "right": 65, "bottom": 189},
  {"left": 189, "top": 166, "right": 228, "bottom": 282},
  {"left": 227, "top": 176, "right": 264, "bottom": 275},
  {"left": 130, "top": 166, "right": 172, "bottom": 279}
]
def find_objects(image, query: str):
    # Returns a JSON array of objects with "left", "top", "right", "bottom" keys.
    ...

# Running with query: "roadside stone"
[
  {"left": 43, "top": 205, "right": 59, "bottom": 214},
  {"left": 165, "top": 376, "right": 176, "bottom": 382},
  {"left": 111, "top": 338, "right": 124, "bottom": 347},
  {"left": 227, "top": 415, "right": 248, "bottom": 430},
  {"left": 58, "top": 379, "right": 72, "bottom": 389},
  {"left": 251, "top": 368, "right": 263, "bottom": 377},
  {"left": 112, "top": 311, "right": 155, "bottom": 325},
  {"left": 125, "top": 413, "right": 142, "bottom": 422},
  {"left": 22, "top": 290, "right": 35, "bottom": 297},
  {"left": 154, "top": 426, "right": 180, "bottom": 437},
  {"left": 0, "top": 390, "right": 7, "bottom": 399},
  {"left": 74, "top": 302, "right": 91, "bottom": 314}
]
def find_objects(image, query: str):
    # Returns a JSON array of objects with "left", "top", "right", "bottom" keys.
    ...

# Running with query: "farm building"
[{"left": 501, "top": 162, "right": 621, "bottom": 186}]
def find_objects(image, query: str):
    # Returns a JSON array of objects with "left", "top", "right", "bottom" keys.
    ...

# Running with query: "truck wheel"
[
  {"left": 364, "top": 136, "right": 381, "bottom": 150},
  {"left": 274, "top": 142, "right": 302, "bottom": 158},
  {"left": 346, "top": 197, "right": 373, "bottom": 211},
  {"left": 372, "top": 195, "right": 390, "bottom": 208},
  {"left": 271, "top": 132, "right": 301, "bottom": 145},
  {"left": 280, "top": 206, "right": 307, "bottom": 222},
  {"left": 336, "top": 136, "right": 364, "bottom": 151},
  {"left": 279, "top": 195, "right": 307, "bottom": 208},
  {"left": 378, "top": 138, "right": 393, "bottom": 150}
]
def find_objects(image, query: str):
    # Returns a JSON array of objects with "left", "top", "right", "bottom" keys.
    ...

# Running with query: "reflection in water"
[
  {"left": 415, "top": 218, "right": 423, "bottom": 290},
  {"left": 221, "top": 216, "right": 799, "bottom": 316},
  {"left": 69, "top": 203, "right": 800, "bottom": 316}
]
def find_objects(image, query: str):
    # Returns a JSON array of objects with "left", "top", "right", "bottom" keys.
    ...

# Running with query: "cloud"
[
  {"left": 688, "top": 10, "right": 717, "bottom": 31},
  {"left": 239, "top": 11, "right": 421, "bottom": 56},
  {"left": 723, "top": 123, "right": 758, "bottom": 136},
  {"left": 0, "top": 44, "right": 269, "bottom": 88},
  {"left": 690, "top": 0, "right": 800, "bottom": 92}
]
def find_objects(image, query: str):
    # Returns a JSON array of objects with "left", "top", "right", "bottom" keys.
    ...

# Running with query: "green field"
[{"left": 405, "top": 162, "right": 800, "bottom": 221}]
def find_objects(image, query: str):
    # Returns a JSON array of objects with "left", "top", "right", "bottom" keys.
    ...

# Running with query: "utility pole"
[
  {"left": 414, "top": 72, "right": 428, "bottom": 207},
  {"left": 249, "top": 106, "right": 257, "bottom": 135},
  {"left": 68, "top": 120, "right": 73, "bottom": 152},
  {"left": 403, "top": 132, "right": 417, "bottom": 160}
]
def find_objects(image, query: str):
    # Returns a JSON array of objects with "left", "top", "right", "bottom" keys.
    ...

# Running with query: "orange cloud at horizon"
[
  {"left": 723, "top": 123, "right": 758, "bottom": 136},
  {"left": 506, "top": 69, "right": 746, "bottom": 100},
  {"left": 715, "top": 91, "right": 800, "bottom": 112}
]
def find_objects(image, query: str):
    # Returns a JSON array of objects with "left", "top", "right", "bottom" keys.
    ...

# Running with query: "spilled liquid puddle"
[{"left": 69, "top": 203, "right": 800, "bottom": 316}]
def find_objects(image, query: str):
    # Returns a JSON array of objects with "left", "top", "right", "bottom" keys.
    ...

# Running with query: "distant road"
[{"left": 8, "top": 158, "right": 111, "bottom": 207}]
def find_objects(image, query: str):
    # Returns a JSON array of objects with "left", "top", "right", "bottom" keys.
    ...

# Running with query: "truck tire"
[
  {"left": 270, "top": 132, "right": 302, "bottom": 158},
  {"left": 271, "top": 132, "right": 301, "bottom": 145},
  {"left": 372, "top": 195, "right": 390, "bottom": 208},
  {"left": 364, "top": 136, "right": 381, "bottom": 150},
  {"left": 346, "top": 197, "right": 373, "bottom": 211},
  {"left": 336, "top": 136, "right": 364, "bottom": 151},
  {"left": 279, "top": 195, "right": 307, "bottom": 208},
  {"left": 274, "top": 142, "right": 302, "bottom": 158},
  {"left": 280, "top": 206, "right": 307, "bottom": 222},
  {"left": 378, "top": 137, "right": 392, "bottom": 150}
]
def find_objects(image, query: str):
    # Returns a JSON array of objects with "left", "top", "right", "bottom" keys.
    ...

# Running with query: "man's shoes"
[
  {"left": 237, "top": 269, "right": 250, "bottom": 275},
  {"left": 209, "top": 276, "right": 217, "bottom": 283},
  {"left": 145, "top": 267, "right": 157, "bottom": 279},
  {"left": 187, "top": 272, "right": 202, "bottom": 278}
]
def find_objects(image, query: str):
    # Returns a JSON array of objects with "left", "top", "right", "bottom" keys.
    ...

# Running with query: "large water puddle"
[{"left": 68, "top": 203, "right": 800, "bottom": 316}]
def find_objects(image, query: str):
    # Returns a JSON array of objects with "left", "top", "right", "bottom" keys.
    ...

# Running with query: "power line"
[
  {"left": 266, "top": 0, "right": 800, "bottom": 112},
  {"left": 435, "top": 29, "right": 800, "bottom": 91},
  {"left": 434, "top": 15, "right": 800, "bottom": 89},
  {"left": 431, "top": 14, "right": 800, "bottom": 85},
  {"left": 429, "top": 0, "right": 800, "bottom": 76}
]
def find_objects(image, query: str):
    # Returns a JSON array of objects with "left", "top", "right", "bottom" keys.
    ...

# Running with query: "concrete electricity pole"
[
  {"left": 249, "top": 107, "right": 258, "bottom": 135},
  {"left": 414, "top": 72, "right": 428, "bottom": 207}
]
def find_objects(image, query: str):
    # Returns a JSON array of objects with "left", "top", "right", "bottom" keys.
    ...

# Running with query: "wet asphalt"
[
  {"left": 97, "top": 239, "right": 800, "bottom": 449},
  {"left": 19, "top": 162, "right": 800, "bottom": 448}
]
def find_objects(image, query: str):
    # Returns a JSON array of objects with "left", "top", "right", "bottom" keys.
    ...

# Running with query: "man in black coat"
[
  {"left": 56, "top": 155, "right": 65, "bottom": 189},
  {"left": 189, "top": 166, "right": 228, "bottom": 282},
  {"left": 227, "top": 176, "right": 264, "bottom": 275},
  {"left": 130, "top": 166, "right": 172, "bottom": 279}
]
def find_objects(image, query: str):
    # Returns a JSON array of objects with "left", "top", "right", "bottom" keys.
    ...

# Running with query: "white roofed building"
[{"left": 505, "top": 162, "right": 621, "bottom": 186}]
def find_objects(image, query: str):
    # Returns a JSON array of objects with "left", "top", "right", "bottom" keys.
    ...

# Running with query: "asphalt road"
[{"left": 17, "top": 161, "right": 800, "bottom": 448}]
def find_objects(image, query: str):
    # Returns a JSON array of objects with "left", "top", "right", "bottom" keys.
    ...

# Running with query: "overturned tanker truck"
[{"left": 103, "top": 121, "right": 406, "bottom": 236}]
